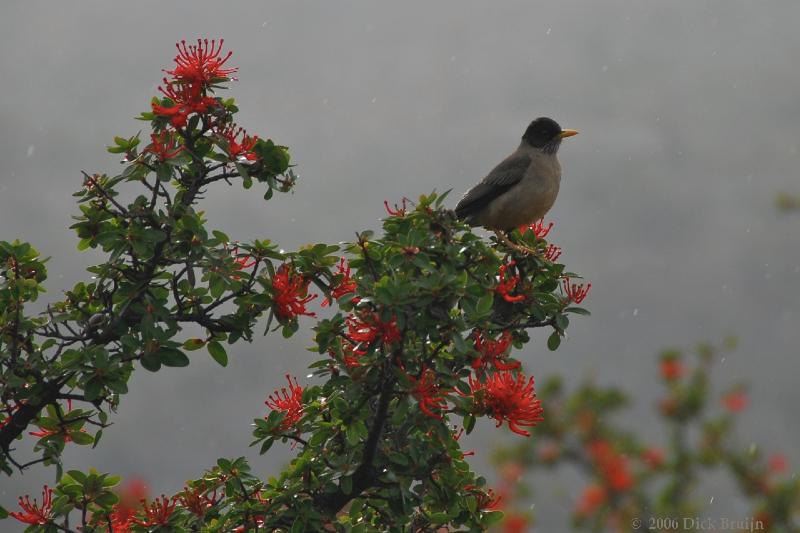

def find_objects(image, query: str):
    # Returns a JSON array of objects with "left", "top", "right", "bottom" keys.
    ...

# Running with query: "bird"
[{"left": 455, "top": 117, "right": 578, "bottom": 252}]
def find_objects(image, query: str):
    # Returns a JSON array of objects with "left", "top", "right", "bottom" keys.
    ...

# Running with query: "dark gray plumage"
[{"left": 455, "top": 117, "right": 577, "bottom": 232}]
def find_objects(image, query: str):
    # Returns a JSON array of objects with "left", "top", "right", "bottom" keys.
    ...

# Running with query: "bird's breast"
[{"left": 478, "top": 154, "right": 561, "bottom": 230}]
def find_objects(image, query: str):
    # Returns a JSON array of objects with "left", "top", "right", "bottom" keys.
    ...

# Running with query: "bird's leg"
[{"left": 494, "top": 230, "right": 538, "bottom": 256}]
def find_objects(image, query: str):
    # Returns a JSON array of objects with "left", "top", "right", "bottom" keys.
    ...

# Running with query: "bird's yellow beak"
[{"left": 558, "top": 129, "right": 579, "bottom": 139}]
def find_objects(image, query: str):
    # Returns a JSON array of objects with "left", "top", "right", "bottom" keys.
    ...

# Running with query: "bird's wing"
[{"left": 455, "top": 153, "right": 532, "bottom": 220}]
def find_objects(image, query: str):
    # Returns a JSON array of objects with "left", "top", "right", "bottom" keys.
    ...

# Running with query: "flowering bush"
[
  {"left": 0, "top": 40, "right": 590, "bottom": 531},
  {"left": 490, "top": 340, "right": 799, "bottom": 532}
]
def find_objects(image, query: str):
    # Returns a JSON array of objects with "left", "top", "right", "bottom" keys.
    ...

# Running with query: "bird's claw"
[{"left": 493, "top": 230, "right": 538, "bottom": 256}]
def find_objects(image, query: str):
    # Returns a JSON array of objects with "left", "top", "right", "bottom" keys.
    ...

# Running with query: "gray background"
[{"left": 1, "top": 1, "right": 798, "bottom": 530}]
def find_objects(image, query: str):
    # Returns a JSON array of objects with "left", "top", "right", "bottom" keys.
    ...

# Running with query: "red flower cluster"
[
  {"left": 265, "top": 374, "right": 305, "bottom": 432},
  {"left": 495, "top": 260, "right": 526, "bottom": 303},
  {"left": 406, "top": 366, "right": 448, "bottom": 420},
  {"left": 586, "top": 440, "right": 634, "bottom": 492},
  {"left": 144, "top": 131, "right": 184, "bottom": 161},
  {"left": 642, "top": 446, "right": 665, "bottom": 469},
  {"left": 659, "top": 357, "right": 684, "bottom": 381},
  {"left": 563, "top": 277, "right": 591, "bottom": 304},
  {"left": 167, "top": 39, "right": 237, "bottom": 86},
  {"left": 108, "top": 478, "right": 148, "bottom": 531},
  {"left": 322, "top": 258, "right": 358, "bottom": 307},
  {"left": 152, "top": 79, "right": 218, "bottom": 129},
  {"left": 519, "top": 218, "right": 553, "bottom": 239},
  {"left": 133, "top": 495, "right": 177, "bottom": 527},
  {"left": 271, "top": 264, "right": 317, "bottom": 320},
  {"left": 468, "top": 371, "right": 544, "bottom": 437},
  {"left": 722, "top": 388, "right": 747, "bottom": 413},
  {"left": 10, "top": 485, "right": 53, "bottom": 525},
  {"left": 543, "top": 243, "right": 562, "bottom": 262},
  {"left": 472, "top": 330, "right": 519, "bottom": 371},
  {"left": 346, "top": 312, "right": 401, "bottom": 345},
  {"left": 384, "top": 197, "right": 409, "bottom": 217},
  {"left": 575, "top": 483, "right": 607, "bottom": 517},
  {"left": 179, "top": 484, "right": 220, "bottom": 517},
  {"left": 466, "top": 486, "right": 503, "bottom": 511},
  {"left": 215, "top": 123, "right": 258, "bottom": 161},
  {"left": 151, "top": 39, "right": 235, "bottom": 129}
]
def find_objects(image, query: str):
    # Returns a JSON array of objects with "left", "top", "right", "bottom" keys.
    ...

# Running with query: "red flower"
[
  {"left": 265, "top": 374, "right": 305, "bottom": 432},
  {"left": 575, "top": 483, "right": 607, "bottom": 517},
  {"left": 144, "top": 131, "right": 184, "bottom": 161},
  {"left": 215, "top": 123, "right": 259, "bottom": 161},
  {"left": 563, "top": 277, "right": 591, "bottom": 304},
  {"left": 587, "top": 440, "right": 634, "bottom": 492},
  {"left": 495, "top": 261, "right": 526, "bottom": 303},
  {"left": 406, "top": 366, "right": 448, "bottom": 420},
  {"left": 642, "top": 446, "right": 665, "bottom": 469},
  {"left": 29, "top": 425, "right": 87, "bottom": 442},
  {"left": 519, "top": 218, "right": 553, "bottom": 239},
  {"left": 322, "top": 258, "right": 358, "bottom": 307},
  {"left": 167, "top": 39, "right": 237, "bottom": 86},
  {"left": 503, "top": 513, "right": 529, "bottom": 533},
  {"left": 152, "top": 79, "right": 218, "bottom": 128},
  {"left": 384, "top": 197, "right": 409, "bottom": 217},
  {"left": 659, "top": 358, "right": 684, "bottom": 381},
  {"left": 768, "top": 453, "right": 789, "bottom": 474},
  {"left": 468, "top": 371, "right": 544, "bottom": 437},
  {"left": 133, "top": 495, "right": 177, "bottom": 527},
  {"left": 472, "top": 330, "right": 518, "bottom": 371},
  {"left": 111, "top": 478, "right": 148, "bottom": 529},
  {"left": 466, "top": 486, "right": 503, "bottom": 511},
  {"left": 722, "top": 388, "right": 747, "bottom": 413},
  {"left": 10, "top": 485, "right": 53, "bottom": 525},
  {"left": 346, "top": 313, "right": 401, "bottom": 345},
  {"left": 179, "top": 484, "right": 219, "bottom": 517},
  {"left": 271, "top": 264, "right": 317, "bottom": 320},
  {"left": 329, "top": 340, "right": 367, "bottom": 369},
  {"left": 543, "top": 244, "right": 562, "bottom": 262}
]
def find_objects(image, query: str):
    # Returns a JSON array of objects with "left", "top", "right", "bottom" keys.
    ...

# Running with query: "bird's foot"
[{"left": 494, "top": 230, "right": 538, "bottom": 256}]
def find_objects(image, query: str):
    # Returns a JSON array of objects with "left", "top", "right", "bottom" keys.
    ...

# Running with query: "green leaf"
[
  {"left": 207, "top": 341, "right": 228, "bottom": 367},
  {"left": 160, "top": 348, "right": 190, "bottom": 367},
  {"left": 69, "top": 431, "right": 95, "bottom": 446},
  {"left": 182, "top": 338, "right": 205, "bottom": 351},
  {"left": 547, "top": 331, "right": 561, "bottom": 351},
  {"left": 476, "top": 292, "right": 494, "bottom": 317},
  {"left": 0, "top": 504, "right": 8, "bottom": 519}
]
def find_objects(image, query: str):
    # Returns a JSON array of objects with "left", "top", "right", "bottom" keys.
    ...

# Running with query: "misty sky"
[{"left": 1, "top": 2, "right": 799, "bottom": 530}]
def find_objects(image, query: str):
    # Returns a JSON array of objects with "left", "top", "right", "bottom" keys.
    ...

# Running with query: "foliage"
[
  {"left": 490, "top": 341, "right": 799, "bottom": 532},
  {"left": 0, "top": 40, "right": 590, "bottom": 531}
]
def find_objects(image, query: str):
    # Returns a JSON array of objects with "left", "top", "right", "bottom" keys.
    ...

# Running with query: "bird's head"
[{"left": 522, "top": 117, "right": 578, "bottom": 153}]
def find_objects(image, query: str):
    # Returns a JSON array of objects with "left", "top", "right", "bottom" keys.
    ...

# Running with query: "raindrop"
[
  {"left": 261, "top": 21, "right": 269, "bottom": 28},
  {"left": 601, "top": 65, "right": 608, "bottom": 72},
  {"left": 371, "top": 97, "right": 377, "bottom": 104},
  {"left": 322, "top": 98, "right": 328, "bottom": 105},
  {"left": 632, "top": 308, "right": 639, "bottom": 317},
  {"left": 709, "top": 496, "right": 714, "bottom": 504},
  {"left": 450, "top": 55, "right": 456, "bottom": 62},
  {"left": 546, "top": 27, "right": 552, "bottom": 35},
  {"left": 306, "top": 374, "right": 313, "bottom": 379},
  {"left": 26, "top": 145, "right": 35, "bottom": 158}
]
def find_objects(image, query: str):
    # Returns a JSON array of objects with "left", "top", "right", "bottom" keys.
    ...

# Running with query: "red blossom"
[
  {"left": 28, "top": 426, "right": 87, "bottom": 442},
  {"left": 133, "top": 495, "right": 177, "bottom": 527},
  {"left": 346, "top": 313, "right": 401, "bottom": 345},
  {"left": 468, "top": 371, "right": 544, "bottom": 437},
  {"left": 179, "top": 484, "right": 220, "bottom": 517},
  {"left": 144, "top": 131, "right": 184, "bottom": 161},
  {"left": 563, "top": 277, "right": 591, "bottom": 304},
  {"left": 495, "top": 260, "right": 526, "bottom": 303},
  {"left": 322, "top": 258, "right": 358, "bottom": 307},
  {"left": 519, "top": 218, "right": 553, "bottom": 239},
  {"left": 472, "top": 330, "right": 518, "bottom": 371},
  {"left": 10, "top": 485, "right": 53, "bottom": 525},
  {"left": 642, "top": 446, "right": 665, "bottom": 469},
  {"left": 406, "top": 366, "right": 448, "bottom": 420},
  {"left": 465, "top": 485, "right": 503, "bottom": 511},
  {"left": 110, "top": 478, "right": 148, "bottom": 530},
  {"left": 587, "top": 440, "right": 634, "bottom": 492},
  {"left": 722, "top": 388, "right": 747, "bottom": 413},
  {"left": 575, "top": 483, "right": 607, "bottom": 517},
  {"left": 543, "top": 243, "right": 562, "bottom": 262},
  {"left": 384, "top": 197, "right": 409, "bottom": 217},
  {"left": 659, "top": 358, "right": 684, "bottom": 381},
  {"left": 768, "top": 453, "right": 789, "bottom": 474},
  {"left": 151, "top": 79, "right": 218, "bottom": 128},
  {"left": 272, "top": 264, "right": 317, "bottom": 320},
  {"left": 167, "top": 39, "right": 237, "bottom": 86},
  {"left": 265, "top": 374, "right": 305, "bottom": 432},
  {"left": 502, "top": 513, "right": 529, "bottom": 533},
  {"left": 215, "top": 123, "right": 259, "bottom": 161}
]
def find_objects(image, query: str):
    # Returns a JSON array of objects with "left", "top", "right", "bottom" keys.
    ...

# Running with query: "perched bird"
[{"left": 455, "top": 117, "right": 577, "bottom": 250}]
